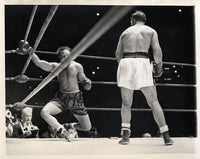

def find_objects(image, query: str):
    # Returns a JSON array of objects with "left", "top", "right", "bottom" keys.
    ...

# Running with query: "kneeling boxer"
[{"left": 31, "top": 46, "right": 92, "bottom": 141}]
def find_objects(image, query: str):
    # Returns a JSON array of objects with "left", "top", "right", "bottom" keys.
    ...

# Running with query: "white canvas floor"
[{"left": 5, "top": 137, "right": 196, "bottom": 156}]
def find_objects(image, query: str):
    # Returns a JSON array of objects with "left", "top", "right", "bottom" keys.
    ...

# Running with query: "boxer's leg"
[
  {"left": 63, "top": 114, "right": 91, "bottom": 139},
  {"left": 141, "top": 86, "right": 166, "bottom": 127},
  {"left": 141, "top": 86, "right": 173, "bottom": 145},
  {"left": 41, "top": 101, "right": 74, "bottom": 141},
  {"left": 65, "top": 91, "right": 91, "bottom": 132},
  {"left": 73, "top": 114, "right": 91, "bottom": 131},
  {"left": 119, "top": 87, "right": 133, "bottom": 145},
  {"left": 40, "top": 101, "right": 63, "bottom": 131}
]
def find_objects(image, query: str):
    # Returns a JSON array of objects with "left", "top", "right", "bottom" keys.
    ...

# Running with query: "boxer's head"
[
  {"left": 56, "top": 46, "right": 71, "bottom": 62},
  {"left": 131, "top": 10, "right": 146, "bottom": 25}
]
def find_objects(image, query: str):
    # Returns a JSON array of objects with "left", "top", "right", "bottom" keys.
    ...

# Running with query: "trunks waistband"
[
  {"left": 60, "top": 90, "right": 80, "bottom": 94},
  {"left": 56, "top": 90, "right": 81, "bottom": 98},
  {"left": 123, "top": 52, "right": 149, "bottom": 59}
]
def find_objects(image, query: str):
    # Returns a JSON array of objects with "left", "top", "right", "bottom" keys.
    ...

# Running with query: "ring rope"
[
  {"left": 20, "top": 5, "right": 58, "bottom": 76},
  {"left": 5, "top": 77, "right": 58, "bottom": 82},
  {"left": 19, "top": 6, "right": 133, "bottom": 104},
  {"left": 5, "top": 49, "right": 196, "bottom": 67},
  {"left": 35, "top": 50, "right": 115, "bottom": 60},
  {"left": 24, "top": 5, "right": 38, "bottom": 44},
  {"left": 5, "top": 77, "right": 196, "bottom": 87},
  {"left": 92, "top": 82, "right": 196, "bottom": 88},
  {"left": 5, "top": 104, "right": 195, "bottom": 112}
]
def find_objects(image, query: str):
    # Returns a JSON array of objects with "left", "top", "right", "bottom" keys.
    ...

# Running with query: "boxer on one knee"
[
  {"left": 31, "top": 46, "right": 92, "bottom": 141},
  {"left": 115, "top": 10, "right": 173, "bottom": 145}
]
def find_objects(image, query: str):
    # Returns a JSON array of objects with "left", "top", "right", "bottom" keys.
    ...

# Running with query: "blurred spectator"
[
  {"left": 142, "top": 132, "right": 152, "bottom": 138},
  {"left": 11, "top": 107, "right": 39, "bottom": 138},
  {"left": 5, "top": 109, "right": 14, "bottom": 137}
]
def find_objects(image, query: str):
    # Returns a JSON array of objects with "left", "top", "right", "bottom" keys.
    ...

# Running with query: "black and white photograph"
[{"left": 1, "top": 0, "right": 199, "bottom": 159}]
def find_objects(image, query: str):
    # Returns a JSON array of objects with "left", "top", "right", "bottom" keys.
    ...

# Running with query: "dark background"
[{"left": 5, "top": 5, "right": 196, "bottom": 137}]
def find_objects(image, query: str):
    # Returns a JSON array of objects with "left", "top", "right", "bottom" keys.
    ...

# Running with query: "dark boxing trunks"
[
  {"left": 123, "top": 52, "right": 149, "bottom": 59},
  {"left": 51, "top": 91, "right": 87, "bottom": 116}
]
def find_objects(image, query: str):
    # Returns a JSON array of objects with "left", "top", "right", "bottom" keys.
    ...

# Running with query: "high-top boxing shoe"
[
  {"left": 119, "top": 129, "right": 131, "bottom": 145},
  {"left": 163, "top": 131, "right": 173, "bottom": 146}
]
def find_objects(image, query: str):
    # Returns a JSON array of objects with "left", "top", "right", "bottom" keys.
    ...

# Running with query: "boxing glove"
[
  {"left": 153, "top": 62, "right": 163, "bottom": 78},
  {"left": 81, "top": 78, "right": 92, "bottom": 90}
]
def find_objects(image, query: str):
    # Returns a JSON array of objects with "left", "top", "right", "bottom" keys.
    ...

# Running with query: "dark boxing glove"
[
  {"left": 153, "top": 62, "right": 163, "bottom": 78},
  {"left": 81, "top": 78, "right": 92, "bottom": 91}
]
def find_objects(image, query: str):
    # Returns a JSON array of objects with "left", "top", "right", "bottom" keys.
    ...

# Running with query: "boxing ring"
[
  {"left": 6, "top": 138, "right": 196, "bottom": 155},
  {"left": 4, "top": 5, "right": 198, "bottom": 158},
  {"left": 5, "top": 52, "right": 197, "bottom": 155}
]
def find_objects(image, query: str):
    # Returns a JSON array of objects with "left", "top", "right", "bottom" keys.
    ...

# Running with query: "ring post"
[{"left": 20, "top": 5, "right": 58, "bottom": 76}]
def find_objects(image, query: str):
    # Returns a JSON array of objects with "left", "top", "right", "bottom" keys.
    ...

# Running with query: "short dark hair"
[
  {"left": 131, "top": 10, "right": 146, "bottom": 22},
  {"left": 56, "top": 46, "right": 71, "bottom": 55}
]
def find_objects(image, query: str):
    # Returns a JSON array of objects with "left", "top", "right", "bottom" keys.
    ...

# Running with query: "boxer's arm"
[
  {"left": 151, "top": 30, "right": 163, "bottom": 65},
  {"left": 151, "top": 30, "right": 163, "bottom": 78},
  {"left": 115, "top": 34, "right": 124, "bottom": 63},
  {"left": 32, "top": 53, "right": 58, "bottom": 72},
  {"left": 77, "top": 64, "right": 92, "bottom": 91}
]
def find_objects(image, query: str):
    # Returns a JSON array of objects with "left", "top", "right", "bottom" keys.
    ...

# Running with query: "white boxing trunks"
[{"left": 117, "top": 58, "right": 154, "bottom": 90}]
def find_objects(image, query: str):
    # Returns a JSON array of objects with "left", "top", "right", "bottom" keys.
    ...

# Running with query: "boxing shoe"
[
  {"left": 56, "top": 127, "right": 75, "bottom": 142},
  {"left": 56, "top": 128, "right": 66, "bottom": 138},
  {"left": 88, "top": 127, "right": 98, "bottom": 138},
  {"left": 119, "top": 129, "right": 131, "bottom": 145},
  {"left": 63, "top": 123, "right": 78, "bottom": 138},
  {"left": 162, "top": 131, "right": 173, "bottom": 146}
]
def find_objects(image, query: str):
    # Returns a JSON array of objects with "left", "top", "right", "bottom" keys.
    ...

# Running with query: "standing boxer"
[
  {"left": 31, "top": 46, "right": 92, "bottom": 141},
  {"left": 115, "top": 10, "right": 173, "bottom": 145}
]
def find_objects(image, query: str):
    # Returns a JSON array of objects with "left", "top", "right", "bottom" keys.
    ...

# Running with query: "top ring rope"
[
  {"left": 15, "top": 6, "right": 133, "bottom": 105},
  {"left": 6, "top": 49, "right": 196, "bottom": 67}
]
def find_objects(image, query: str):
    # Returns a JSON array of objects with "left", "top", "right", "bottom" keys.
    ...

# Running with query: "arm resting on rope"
[{"left": 32, "top": 53, "right": 58, "bottom": 72}]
